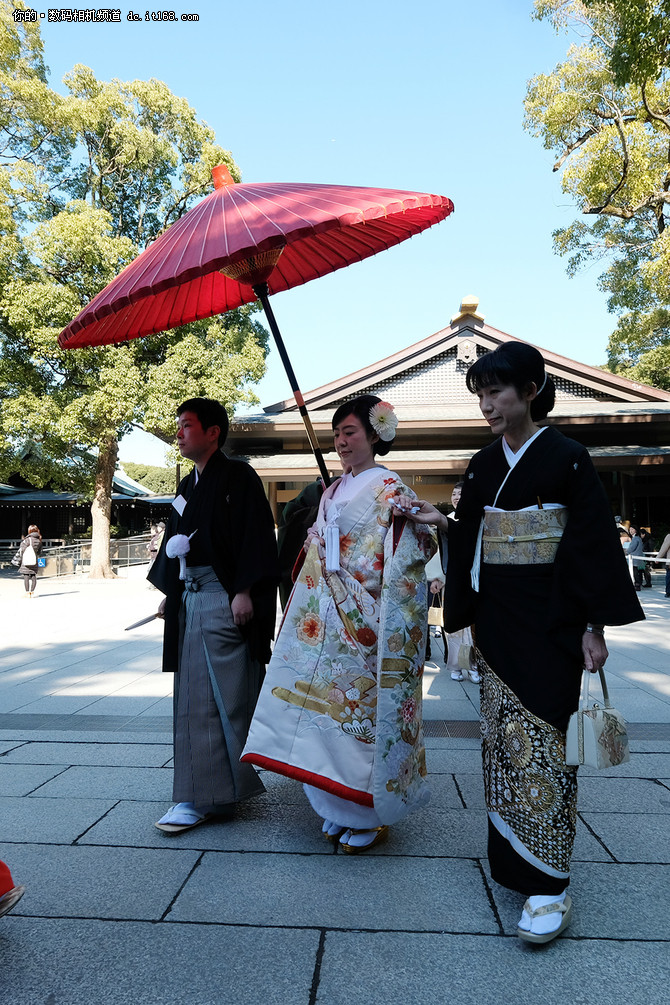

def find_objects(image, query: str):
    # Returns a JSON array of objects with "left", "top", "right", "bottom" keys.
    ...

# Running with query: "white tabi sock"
[{"left": 518, "top": 890, "right": 568, "bottom": 936}]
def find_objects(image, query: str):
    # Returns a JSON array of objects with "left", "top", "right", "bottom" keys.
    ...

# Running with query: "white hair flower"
[{"left": 369, "top": 401, "right": 398, "bottom": 441}]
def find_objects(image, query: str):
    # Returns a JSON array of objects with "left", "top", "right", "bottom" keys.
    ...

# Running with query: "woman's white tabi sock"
[
  {"left": 518, "top": 890, "right": 568, "bottom": 937},
  {"left": 338, "top": 828, "right": 378, "bottom": 849},
  {"left": 322, "top": 819, "right": 344, "bottom": 837}
]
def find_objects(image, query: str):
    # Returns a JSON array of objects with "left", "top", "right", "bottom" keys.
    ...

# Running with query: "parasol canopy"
[
  {"left": 58, "top": 168, "right": 454, "bottom": 483},
  {"left": 58, "top": 172, "right": 453, "bottom": 348}
]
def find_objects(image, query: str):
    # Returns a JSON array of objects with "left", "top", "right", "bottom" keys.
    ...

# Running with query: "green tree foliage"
[
  {"left": 581, "top": 1, "right": 670, "bottom": 86},
  {"left": 526, "top": 1, "right": 670, "bottom": 387},
  {"left": 0, "top": 1, "right": 269, "bottom": 576},
  {"left": 122, "top": 462, "right": 176, "bottom": 496}
]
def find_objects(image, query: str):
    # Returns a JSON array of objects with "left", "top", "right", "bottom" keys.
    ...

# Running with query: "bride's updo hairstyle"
[
  {"left": 331, "top": 394, "right": 396, "bottom": 457},
  {"left": 465, "top": 341, "right": 556, "bottom": 421}
]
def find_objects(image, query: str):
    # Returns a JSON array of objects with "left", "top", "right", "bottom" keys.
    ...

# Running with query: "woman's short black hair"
[
  {"left": 331, "top": 394, "right": 395, "bottom": 456},
  {"left": 465, "top": 341, "right": 556, "bottom": 420},
  {"left": 177, "top": 397, "right": 229, "bottom": 447}
]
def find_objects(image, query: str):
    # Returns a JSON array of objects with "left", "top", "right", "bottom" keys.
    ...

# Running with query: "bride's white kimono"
[{"left": 241, "top": 467, "right": 436, "bottom": 825}]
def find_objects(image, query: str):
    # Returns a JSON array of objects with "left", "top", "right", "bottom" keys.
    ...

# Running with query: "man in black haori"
[{"left": 149, "top": 397, "right": 279, "bottom": 834}]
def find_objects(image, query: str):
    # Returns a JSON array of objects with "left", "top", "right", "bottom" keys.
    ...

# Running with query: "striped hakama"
[{"left": 173, "top": 566, "right": 265, "bottom": 808}]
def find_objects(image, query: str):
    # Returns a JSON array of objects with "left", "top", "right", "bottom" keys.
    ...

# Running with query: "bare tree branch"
[
  {"left": 640, "top": 82, "right": 670, "bottom": 132},
  {"left": 553, "top": 125, "right": 599, "bottom": 171},
  {"left": 585, "top": 110, "right": 629, "bottom": 212}
]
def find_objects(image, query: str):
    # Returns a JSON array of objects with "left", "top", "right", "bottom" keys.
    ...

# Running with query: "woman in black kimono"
[{"left": 399, "top": 341, "right": 643, "bottom": 944}]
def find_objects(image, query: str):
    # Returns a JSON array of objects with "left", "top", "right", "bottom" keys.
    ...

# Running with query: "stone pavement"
[{"left": 0, "top": 566, "right": 669, "bottom": 1005}]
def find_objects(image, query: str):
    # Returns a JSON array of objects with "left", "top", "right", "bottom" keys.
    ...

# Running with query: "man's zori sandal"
[
  {"left": 517, "top": 894, "right": 572, "bottom": 944},
  {"left": 339, "top": 825, "right": 389, "bottom": 854},
  {"left": 155, "top": 803, "right": 213, "bottom": 834}
]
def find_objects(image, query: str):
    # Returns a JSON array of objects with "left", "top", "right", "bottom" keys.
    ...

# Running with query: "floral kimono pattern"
[{"left": 241, "top": 471, "right": 436, "bottom": 825}]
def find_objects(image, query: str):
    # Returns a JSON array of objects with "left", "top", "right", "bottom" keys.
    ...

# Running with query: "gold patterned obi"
[{"left": 482, "top": 507, "right": 567, "bottom": 565}]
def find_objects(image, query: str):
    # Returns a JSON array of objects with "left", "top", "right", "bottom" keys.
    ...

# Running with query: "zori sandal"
[
  {"left": 155, "top": 803, "right": 213, "bottom": 834},
  {"left": 517, "top": 894, "right": 572, "bottom": 945},
  {"left": 339, "top": 825, "right": 389, "bottom": 854},
  {"left": 0, "top": 885, "right": 26, "bottom": 919}
]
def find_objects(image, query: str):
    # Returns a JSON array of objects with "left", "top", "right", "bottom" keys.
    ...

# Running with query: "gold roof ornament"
[{"left": 452, "top": 295, "right": 485, "bottom": 323}]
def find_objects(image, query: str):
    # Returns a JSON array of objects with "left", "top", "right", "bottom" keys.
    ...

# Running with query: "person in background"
[
  {"left": 147, "top": 522, "right": 165, "bottom": 566},
  {"left": 615, "top": 515, "right": 630, "bottom": 538},
  {"left": 276, "top": 479, "right": 324, "bottom": 609},
  {"left": 148, "top": 398, "right": 280, "bottom": 835},
  {"left": 14, "top": 524, "right": 42, "bottom": 598},
  {"left": 638, "top": 527, "right": 654, "bottom": 588},
  {"left": 655, "top": 532, "right": 670, "bottom": 598},
  {"left": 626, "top": 523, "right": 646, "bottom": 591}
]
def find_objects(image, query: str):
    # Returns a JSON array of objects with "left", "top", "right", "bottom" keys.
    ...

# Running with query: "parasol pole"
[
  {"left": 253, "top": 282, "right": 331, "bottom": 488},
  {"left": 211, "top": 169, "right": 331, "bottom": 488}
]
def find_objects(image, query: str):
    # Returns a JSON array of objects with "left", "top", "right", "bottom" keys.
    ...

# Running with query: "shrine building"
[{"left": 227, "top": 297, "right": 670, "bottom": 529}]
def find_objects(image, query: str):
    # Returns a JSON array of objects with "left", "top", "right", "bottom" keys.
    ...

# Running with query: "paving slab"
[
  {"left": 5, "top": 695, "right": 105, "bottom": 716},
  {"left": 452, "top": 771, "right": 485, "bottom": 808},
  {"left": 630, "top": 740, "right": 670, "bottom": 752},
  {"left": 0, "top": 729, "right": 172, "bottom": 744},
  {"left": 424, "top": 737, "right": 481, "bottom": 751},
  {"left": 419, "top": 771, "right": 464, "bottom": 810},
  {"left": 427, "top": 748, "right": 483, "bottom": 774},
  {"left": 489, "top": 861, "right": 670, "bottom": 940},
  {"left": 579, "top": 752, "right": 670, "bottom": 778},
  {"left": 372, "top": 807, "right": 489, "bottom": 858},
  {"left": 577, "top": 776, "right": 670, "bottom": 813},
  {"left": 70, "top": 696, "right": 168, "bottom": 715},
  {"left": 30, "top": 765, "right": 172, "bottom": 800},
  {"left": 605, "top": 689, "right": 670, "bottom": 722},
  {"left": 0, "top": 844, "right": 201, "bottom": 921},
  {"left": 0, "top": 741, "right": 173, "bottom": 767},
  {"left": 423, "top": 696, "right": 479, "bottom": 720},
  {"left": 168, "top": 852, "right": 499, "bottom": 933},
  {"left": 571, "top": 819, "right": 616, "bottom": 863},
  {"left": 0, "top": 796, "right": 117, "bottom": 844},
  {"left": 317, "top": 931, "right": 670, "bottom": 1005},
  {"left": 581, "top": 812, "right": 670, "bottom": 863},
  {"left": 0, "top": 918, "right": 319, "bottom": 1005},
  {"left": 0, "top": 740, "right": 26, "bottom": 755},
  {"left": 136, "top": 696, "right": 173, "bottom": 716},
  {"left": 81, "top": 800, "right": 335, "bottom": 854},
  {"left": 0, "top": 763, "right": 67, "bottom": 796}
]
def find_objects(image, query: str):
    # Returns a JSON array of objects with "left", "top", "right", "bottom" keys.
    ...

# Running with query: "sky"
[{"left": 33, "top": 0, "right": 610, "bottom": 465}]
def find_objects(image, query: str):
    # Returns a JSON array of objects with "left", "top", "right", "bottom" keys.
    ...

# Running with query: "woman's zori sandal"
[
  {"left": 339, "top": 825, "right": 389, "bottom": 854},
  {"left": 517, "top": 893, "right": 572, "bottom": 945}
]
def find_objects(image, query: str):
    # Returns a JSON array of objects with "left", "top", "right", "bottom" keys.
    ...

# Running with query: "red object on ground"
[
  {"left": 58, "top": 179, "right": 454, "bottom": 349},
  {"left": 0, "top": 859, "right": 14, "bottom": 896}
]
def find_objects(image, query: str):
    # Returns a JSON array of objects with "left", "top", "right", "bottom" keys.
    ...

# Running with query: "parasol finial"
[{"left": 212, "top": 164, "right": 235, "bottom": 189}]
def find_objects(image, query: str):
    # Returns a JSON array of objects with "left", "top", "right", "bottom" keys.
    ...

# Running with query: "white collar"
[{"left": 502, "top": 426, "right": 547, "bottom": 468}]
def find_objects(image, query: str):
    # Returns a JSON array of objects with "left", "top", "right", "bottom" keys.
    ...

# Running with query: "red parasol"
[{"left": 59, "top": 167, "right": 454, "bottom": 483}]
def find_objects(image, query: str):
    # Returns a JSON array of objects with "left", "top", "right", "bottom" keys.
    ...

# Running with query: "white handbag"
[
  {"left": 565, "top": 667, "right": 630, "bottom": 769},
  {"left": 428, "top": 591, "right": 444, "bottom": 627}
]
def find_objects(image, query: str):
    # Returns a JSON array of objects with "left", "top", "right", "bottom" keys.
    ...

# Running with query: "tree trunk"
[{"left": 89, "top": 436, "right": 118, "bottom": 579}]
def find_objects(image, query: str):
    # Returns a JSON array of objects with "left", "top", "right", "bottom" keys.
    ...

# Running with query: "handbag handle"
[{"left": 582, "top": 666, "right": 612, "bottom": 709}]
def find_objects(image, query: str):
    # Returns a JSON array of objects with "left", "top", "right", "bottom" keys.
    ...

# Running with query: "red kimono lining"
[{"left": 240, "top": 753, "right": 374, "bottom": 807}]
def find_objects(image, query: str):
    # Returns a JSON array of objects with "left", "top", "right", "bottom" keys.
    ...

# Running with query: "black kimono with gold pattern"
[{"left": 445, "top": 427, "right": 644, "bottom": 895}]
